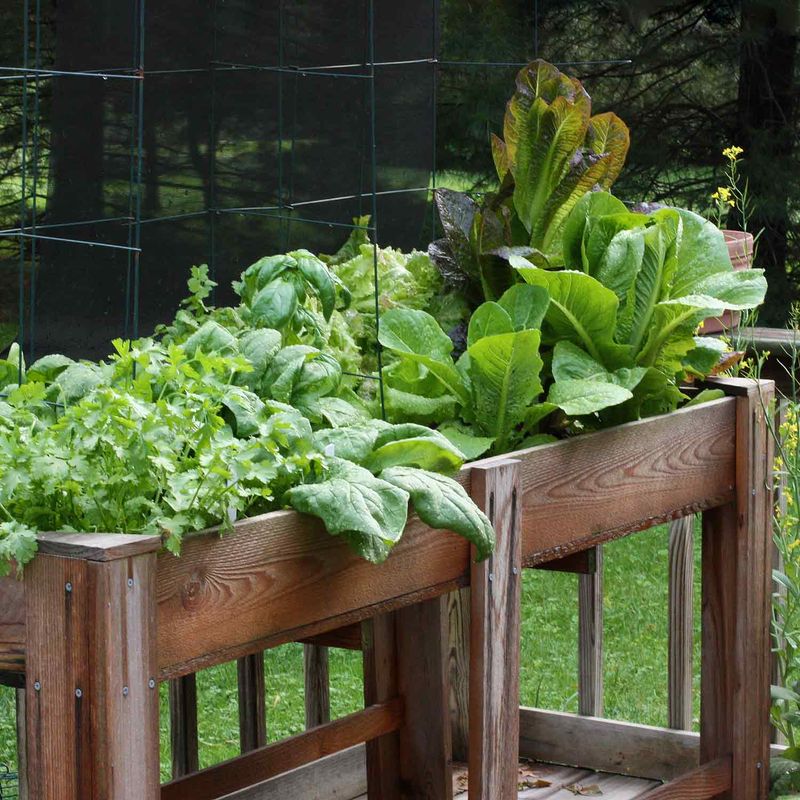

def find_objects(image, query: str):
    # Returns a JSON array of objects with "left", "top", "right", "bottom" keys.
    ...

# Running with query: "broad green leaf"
[
  {"left": 379, "top": 309, "right": 469, "bottom": 405},
  {"left": 467, "top": 302, "right": 514, "bottom": 347},
  {"left": 468, "top": 329, "right": 543, "bottom": 450},
  {"left": 551, "top": 340, "right": 646, "bottom": 392},
  {"left": 684, "top": 388, "right": 725, "bottom": 408},
  {"left": 183, "top": 320, "right": 238, "bottom": 357},
  {"left": 497, "top": 284, "right": 550, "bottom": 331},
  {"left": 313, "top": 421, "right": 387, "bottom": 464},
  {"left": 562, "top": 190, "right": 629, "bottom": 270},
  {"left": 379, "top": 308, "right": 454, "bottom": 360},
  {"left": 380, "top": 466, "right": 494, "bottom": 560},
  {"left": 439, "top": 424, "right": 496, "bottom": 460},
  {"left": 286, "top": 458, "right": 409, "bottom": 563},
  {"left": 54, "top": 363, "right": 105, "bottom": 404},
  {"left": 694, "top": 268, "right": 767, "bottom": 309},
  {"left": 518, "top": 433, "right": 557, "bottom": 449},
  {"left": 221, "top": 388, "right": 265, "bottom": 438},
  {"left": 292, "top": 249, "right": 338, "bottom": 320},
  {"left": 316, "top": 396, "right": 369, "bottom": 428},
  {"left": 668, "top": 209, "right": 733, "bottom": 298},
  {"left": 364, "top": 437, "right": 465, "bottom": 475},
  {"left": 237, "top": 254, "right": 294, "bottom": 303},
  {"left": 548, "top": 378, "right": 632, "bottom": 416},
  {"left": 682, "top": 337, "right": 728, "bottom": 377},
  {"left": 249, "top": 277, "right": 298, "bottom": 329},
  {"left": 384, "top": 386, "right": 458, "bottom": 425},
  {"left": 26, "top": 354, "right": 75, "bottom": 384},
  {"left": 238, "top": 329, "right": 282, "bottom": 385},
  {"left": 516, "top": 267, "right": 618, "bottom": 363}
]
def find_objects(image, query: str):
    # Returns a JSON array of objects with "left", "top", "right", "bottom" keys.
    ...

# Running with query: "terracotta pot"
[{"left": 700, "top": 229, "right": 754, "bottom": 334}]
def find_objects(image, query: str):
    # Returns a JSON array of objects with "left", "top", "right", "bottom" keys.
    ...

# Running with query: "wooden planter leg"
[
  {"left": 237, "top": 653, "right": 267, "bottom": 751},
  {"left": 303, "top": 644, "right": 330, "bottom": 729},
  {"left": 24, "top": 535, "right": 161, "bottom": 800},
  {"left": 363, "top": 598, "right": 453, "bottom": 800},
  {"left": 667, "top": 516, "right": 694, "bottom": 731},
  {"left": 447, "top": 586, "right": 470, "bottom": 761},
  {"left": 169, "top": 675, "right": 199, "bottom": 777},
  {"left": 578, "top": 545, "right": 603, "bottom": 718},
  {"left": 701, "top": 380, "right": 774, "bottom": 800},
  {"left": 469, "top": 460, "right": 522, "bottom": 799}
]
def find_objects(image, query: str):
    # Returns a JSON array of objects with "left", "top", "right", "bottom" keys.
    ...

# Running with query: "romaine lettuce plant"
[
  {"left": 431, "top": 60, "right": 630, "bottom": 305},
  {"left": 512, "top": 191, "right": 767, "bottom": 422}
]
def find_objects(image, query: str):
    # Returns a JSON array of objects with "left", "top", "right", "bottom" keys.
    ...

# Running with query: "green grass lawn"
[{"left": 0, "top": 521, "right": 701, "bottom": 782}]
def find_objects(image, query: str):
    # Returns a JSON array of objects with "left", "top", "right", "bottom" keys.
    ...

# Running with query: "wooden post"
[
  {"left": 447, "top": 587, "right": 470, "bottom": 761},
  {"left": 668, "top": 516, "right": 694, "bottom": 730},
  {"left": 469, "top": 460, "right": 522, "bottom": 799},
  {"left": 16, "top": 688, "right": 28, "bottom": 799},
  {"left": 701, "top": 379, "right": 774, "bottom": 800},
  {"left": 363, "top": 598, "right": 453, "bottom": 800},
  {"left": 24, "top": 534, "right": 161, "bottom": 800},
  {"left": 169, "top": 675, "right": 199, "bottom": 778},
  {"left": 578, "top": 546, "right": 603, "bottom": 717},
  {"left": 304, "top": 644, "right": 330, "bottom": 729},
  {"left": 237, "top": 653, "right": 267, "bottom": 752}
]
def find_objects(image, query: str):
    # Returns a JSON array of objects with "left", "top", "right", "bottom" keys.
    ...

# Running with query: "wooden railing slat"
[
  {"left": 303, "top": 644, "right": 330, "bottom": 730},
  {"left": 160, "top": 699, "right": 402, "bottom": 800},
  {"left": 169, "top": 675, "right": 199, "bottom": 779},
  {"left": 237, "top": 653, "right": 267, "bottom": 752},
  {"left": 667, "top": 516, "right": 694, "bottom": 731},
  {"left": 578, "top": 545, "right": 603, "bottom": 717}
]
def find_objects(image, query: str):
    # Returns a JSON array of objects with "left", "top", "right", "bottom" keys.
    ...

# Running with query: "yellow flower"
[
  {"left": 714, "top": 186, "right": 733, "bottom": 202},
  {"left": 723, "top": 145, "right": 744, "bottom": 161}
]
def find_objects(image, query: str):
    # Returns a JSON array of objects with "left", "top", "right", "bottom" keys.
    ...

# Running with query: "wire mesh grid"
[{"left": 3, "top": 0, "right": 631, "bottom": 418}]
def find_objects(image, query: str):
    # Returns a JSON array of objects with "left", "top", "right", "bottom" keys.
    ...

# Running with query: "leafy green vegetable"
[
  {"left": 430, "top": 60, "right": 629, "bottom": 304},
  {"left": 515, "top": 196, "right": 767, "bottom": 422},
  {"left": 380, "top": 467, "right": 494, "bottom": 560},
  {"left": 286, "top": 458, "right": 409, "bottom": 564}
]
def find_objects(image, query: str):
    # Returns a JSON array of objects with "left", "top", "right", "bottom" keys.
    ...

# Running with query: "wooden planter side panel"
[
  {"left": 156, "top": 511, "right": 472, "bottom": 679},
  {"left": 0, "top": 577, "right": 24, "bottom": 674},
  {"left": 515, "top": 397, "right": 736, "bottom": 562}
]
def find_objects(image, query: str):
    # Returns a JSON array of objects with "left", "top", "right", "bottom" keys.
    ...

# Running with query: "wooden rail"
[{"left": 0, "top": 380, "right": 775, "bottom": 800}]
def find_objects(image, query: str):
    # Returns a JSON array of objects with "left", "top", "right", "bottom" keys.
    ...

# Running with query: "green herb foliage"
[{"left": 0, "top": 257, "right": 494, "bottom": 573}]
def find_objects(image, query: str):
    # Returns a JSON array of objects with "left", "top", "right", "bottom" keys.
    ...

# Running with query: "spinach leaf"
[{"left": 380, "top": 466, "right": 494, "bottom": 560}]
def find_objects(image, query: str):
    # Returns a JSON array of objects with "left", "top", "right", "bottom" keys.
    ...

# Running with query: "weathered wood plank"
[
  {"left": 362, "top": 614, "right": 400, "bottom": 800},
  {"left": 469, "top": 460, "right": 522, "bottom": 799},
  {"left": 298, "top": 623, "right": 362, "bottom": 651},
  {"left": 396, "top": 597, "right": 453, "bottom": 799},
  {"left": 223, "top": 744, "right": 366, "bottom": 800},
  {"left": 513, "top": 397, "right": 736, "bottom": 564},
  {"left": 161, "top": 699, "right": 402, "bottom": 800},
  {"left": 668, "top": 515, "right": 694, "bottom": 730},
  {"left": 643, "top": 757, "right": 731, "bottom": 800},
  {"left": 156, "top": 511, "right": 471, "bottom": 680},
  {"left": 238, "top": 653, "right": 267, "bottom": 752},
  {"left": 447, "top": 587, "right": 470, "bottom": 762},
  {"left": 25, "top": 548, "right": 160, "bottom": 800},
  {"left": 535, "top": 549, "right": 596, "bottom": 574},
  {"left": 36, "top": 532, "right": 162, "bottom": 561},
  {"left": 168, "top": 675, "right": 199, "bottom": 779},
  {"left": 519, "top": 707, "right": 699, "bottom": 782},
  {"left": 701, "top": 381, "right": 774, "bottom": 800},
  {"left": 578, "top": 546, "right": 603, "bottom": 717},
  {"left": 304, "top": 644, "right": 330, "bottom": 729},
  {"left": 0, "top": 577, "right": 24, "bottom": 673}
]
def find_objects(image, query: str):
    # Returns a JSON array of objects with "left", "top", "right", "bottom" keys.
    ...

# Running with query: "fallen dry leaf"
[{"left": 564, "top": 783, "right": 603, "bottom": 796}]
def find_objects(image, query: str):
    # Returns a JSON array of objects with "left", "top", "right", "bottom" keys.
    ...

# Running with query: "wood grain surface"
[
  {"left": 468, "top": 460, "right": 522, "bottom": 799},
  {"left": 160, "top": 699, "right": 402, "bottom": 800}
]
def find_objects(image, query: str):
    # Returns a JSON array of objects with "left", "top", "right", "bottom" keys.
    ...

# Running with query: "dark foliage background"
[{"left": 0, "top": 0, "right": 797, "bottom": 358}]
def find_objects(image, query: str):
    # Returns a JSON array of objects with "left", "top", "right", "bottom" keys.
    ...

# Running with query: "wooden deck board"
[{"left": 352, "top": 761, "right": 660, "bottom": 799}]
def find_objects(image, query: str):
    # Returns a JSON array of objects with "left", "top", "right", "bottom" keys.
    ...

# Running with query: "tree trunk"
[{"left": 736, "top": 0, "right": 799, "bottom": 325}]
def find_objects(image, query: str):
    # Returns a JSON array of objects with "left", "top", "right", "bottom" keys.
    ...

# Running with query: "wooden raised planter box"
[{"left": 0, "top": 377, "right": 774, "bottom": 800}]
